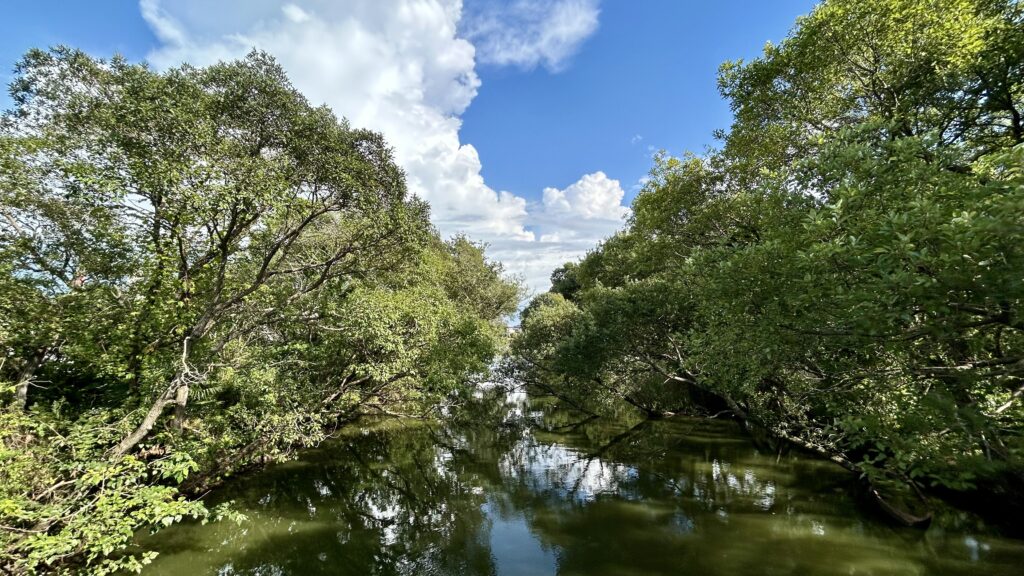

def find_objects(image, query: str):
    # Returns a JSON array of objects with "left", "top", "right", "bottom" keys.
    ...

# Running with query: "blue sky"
[
  {"left": 462, "top": 1, "right": 815, "bottom": 199},
  {"left": 1, "top": 1, "right": 816, "bottom": 293}
]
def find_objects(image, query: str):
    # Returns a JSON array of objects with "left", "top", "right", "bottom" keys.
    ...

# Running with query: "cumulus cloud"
[
  {"left": 462, "top": 0, "right": 600, "bottom": 71},
  {"left": 138, "top": 0, "right": 621, "bottom": 296},
  {"left": 542, "top": 171, "right": 629, "bottom": 220},
  {"left": 495, "top": 172, "right": 629, "bottom": 293}
]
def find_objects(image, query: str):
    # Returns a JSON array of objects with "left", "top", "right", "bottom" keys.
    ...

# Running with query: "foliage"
[
  {"left": 0, "top": 48, "right": 519, "bottom": 573},
  {"left": 509, "top": 0, "right": 1024, "bottom": 502}
]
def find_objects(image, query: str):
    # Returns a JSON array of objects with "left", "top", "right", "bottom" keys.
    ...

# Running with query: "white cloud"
[
  {"left": 139, "top": 0, "right": 188, "bottom": 46},
  {"left": 542, "top": 171, "right": 629, "bottom": 220},
  {"left": 499, "top": 172, "right": 629, "bottom": 293},
  {"left": 630, "top": 175, "right": 651, "bottom": 193},
  {"left": 281, "top": 4, "right": 311, "bottom": 23},
  {"left": 462, "top": 0, "right": 600, "bottom": 71},
  {"left": 138, "top": 0, "right": 621, "bottom": 297}
]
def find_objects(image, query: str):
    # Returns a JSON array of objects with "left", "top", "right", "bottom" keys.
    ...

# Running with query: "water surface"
[{"left": 140, "top": 392, "right": 1024, "bottom": 575}]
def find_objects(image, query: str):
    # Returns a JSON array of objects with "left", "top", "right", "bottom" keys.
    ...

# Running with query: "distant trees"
[
  {"left": 509, "top": 0, "right": 1024, "bottom": 511},
  {"left": 0, "top": 49, "right": 520, "bottom": 573}
]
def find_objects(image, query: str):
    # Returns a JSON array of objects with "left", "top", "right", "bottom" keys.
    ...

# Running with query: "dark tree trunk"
[{"left": 12, "top": 348, "right": 46, "bottom": 410}]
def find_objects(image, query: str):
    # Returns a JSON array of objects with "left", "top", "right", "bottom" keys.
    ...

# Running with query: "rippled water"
[{"left": 139, "top": 392, "right": 1024, "bottom": 575}]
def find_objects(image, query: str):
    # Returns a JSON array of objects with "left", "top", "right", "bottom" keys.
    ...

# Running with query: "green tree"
[
  {"left": 1, "top": 48, "right": 519, "bottom": 573},
  {"left": 510, "top": 0, "right": 1024, "bottom": 517}
]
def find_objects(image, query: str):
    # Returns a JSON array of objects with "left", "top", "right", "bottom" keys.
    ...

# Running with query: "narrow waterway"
[{"left": 139, "top": 391, "right": 1024, "bottom": 575}]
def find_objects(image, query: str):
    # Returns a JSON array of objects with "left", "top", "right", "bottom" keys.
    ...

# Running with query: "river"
[{"left": 139, "top": 390, "right": 1024, "bottom": 575}]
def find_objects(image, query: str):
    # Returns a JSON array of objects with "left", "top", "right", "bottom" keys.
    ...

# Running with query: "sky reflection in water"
[{"left": 139, "top": 392, "right": 1024, "bottom": 576}]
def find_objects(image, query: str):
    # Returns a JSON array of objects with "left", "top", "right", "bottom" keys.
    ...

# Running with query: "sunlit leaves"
[{"left": 512, "top": 0, "right": 1024, "bottom": 498}]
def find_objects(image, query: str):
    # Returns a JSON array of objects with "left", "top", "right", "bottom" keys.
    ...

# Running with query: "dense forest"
[
  {"left": 507, "top": 0, "right": 1023, "bottom": 525},
  {"left": 0, "top": 50, "right": 520, "bottom": 573}
]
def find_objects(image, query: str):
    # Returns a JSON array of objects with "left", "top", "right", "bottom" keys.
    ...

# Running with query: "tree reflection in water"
[{"left": 141, "top": 390, "right": 1024, "bottom": 576}]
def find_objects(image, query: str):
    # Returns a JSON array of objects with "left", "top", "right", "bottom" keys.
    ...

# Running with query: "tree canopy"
[
  {"left": 0, "top": 48, "right": 520, "bottom": 574},
  {"left": 508, "top": 0, "right": 1024, "bottom": 517}
]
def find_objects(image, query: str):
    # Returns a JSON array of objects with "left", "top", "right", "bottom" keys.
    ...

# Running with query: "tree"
[
  {"left": 511, "top": 0, "right": 1024, "bottom": 518},
  {"left": 1, "top": 48, "right": 519, "bottom": 573}
]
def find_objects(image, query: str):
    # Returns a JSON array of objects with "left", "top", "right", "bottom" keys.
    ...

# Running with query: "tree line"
[
  {"left": 0, "top": 49, "right": 520, "bottom": 574},
  {"left": 507, "top": 0, "right": 1023, "bottom": 525}
]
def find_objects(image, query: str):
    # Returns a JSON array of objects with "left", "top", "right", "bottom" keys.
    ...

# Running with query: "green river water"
[{"left": 139, "top": 391, "right": 1024, "bottom": 575}]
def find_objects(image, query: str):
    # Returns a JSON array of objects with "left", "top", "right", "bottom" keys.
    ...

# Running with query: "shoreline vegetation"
[
  {"left": 1, "top": 0, "right": 1022, "bottom": 573},
  {"left": 0, "top": 50, "right": 521, "bottom": 574},
  {"left": 506, "top": 0, "right": 1023, "bottom": 539}
]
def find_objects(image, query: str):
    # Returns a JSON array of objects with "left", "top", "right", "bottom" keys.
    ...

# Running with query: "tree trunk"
[
  {"left": 171, "top": 384, "right": 189, "bottom": 430},
  {"left": 12, "top": 348, "right": 45, "bottom": 410},
  {"left": 110, "top": 384, "right": 176, "bottom": 458},
  {"left": 111, "top": 337, "right": 196, "bottom": 458},
  {"left": 14, "top": 378, "right": 30, "bottom": 409}
]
